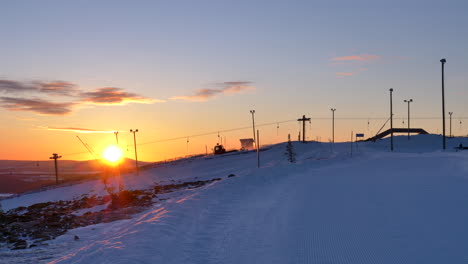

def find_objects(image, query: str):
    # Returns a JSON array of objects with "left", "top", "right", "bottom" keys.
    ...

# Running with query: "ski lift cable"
[{"left": 137, "top": 119, "right": 298, "bottom": 146}]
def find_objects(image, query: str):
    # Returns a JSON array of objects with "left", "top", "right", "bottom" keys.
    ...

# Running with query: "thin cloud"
[
  {"left": 222, "top": 81, "right": 255, "bottom": 93},
  {"left": 0, "top": 79, "right": 165, "bottom": 115},
  {"left": 170, "top": 81, "right": 255, "bottom": 102},
  {"left": 0, "top": 80, "right": 78, "bottom": 96},
  {"left": 0, "top": 97, "right": 74, "bottom": 115},
  {"left": 331, "top": 54, "right": 380, "bottom": 62},
  {"left": 0, "top": 80, "right": 35, "bottom": 93},
  {"left": 36, "top": 81, "right": 79, "bottom": 96},
  {"left": 13, "top": 116, "right": 36, "bottom": 121},
  {"left": 335, "top": 72, "right": 354, "bottom": 77},
  {"left": 170, "top": 89, "right": 221, "bottom": 102},
  {"left": 79, "top": 87, "right": 163, "bottom": 105},
  {"left": 40, "top": 126, "right": 117, "bottom": 133}
]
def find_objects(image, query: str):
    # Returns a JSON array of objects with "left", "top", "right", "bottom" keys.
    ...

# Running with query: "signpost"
[{"left": 355, "top": 134, "right": 364, "bottom": 152}]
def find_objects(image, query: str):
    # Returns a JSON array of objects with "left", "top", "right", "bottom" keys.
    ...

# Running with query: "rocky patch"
[{"left": 0, "top": 178, "right": 221, "bottom": 250}]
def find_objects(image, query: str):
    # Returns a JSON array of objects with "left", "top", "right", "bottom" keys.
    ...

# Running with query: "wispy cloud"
[
  {"left": 335, "top": 72, "right": 355, "bottom": 77},
  {"left": 170, "top": 81, "right": 255, "bottom": 102},
  {"left": 0, "top": 79, "right": 162, "bottom": 115},
  {"left": 0, "top": 80, "right": 35, "bottom": 93},
  {"left": 36, "top": 81, "right": 79, "bottom": 96},
  {"left": 0, "top": 97, "right": 75, "bottom": 115},
  {"left": 40, "top": 126, "right": 117, "bottom": 133},
  {"left": 335, "top": 68, "right": 368, "bottom": 77},
  {"left": 0, "top": 80, "right": 78, "bottom": 95},
  {"left": 79, "top": 87, "right": 162, "bottom": 105},
  {"left": 331, "top": 54, "right": 380, "bottom": 62},
  {"left": 330, "top": 54, "right": 378, "bottom": 77},
  {"left": 13, "top": 116, "right": 37, "bottom": 121},
  {"left": 170, "top": 89, "right": 221, "bottom": 102}
]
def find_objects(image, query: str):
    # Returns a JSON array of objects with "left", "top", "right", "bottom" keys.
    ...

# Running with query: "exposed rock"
[
  {"left": 0, "top": 177, "right": 223, "bottom": 250},
  {"left": 11, "top": 239, "right": 27, "bottom": 250}
]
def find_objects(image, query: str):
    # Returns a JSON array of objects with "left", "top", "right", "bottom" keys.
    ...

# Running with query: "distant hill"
[
  {"left": 0, "top": 158, "right": 150, "bottom": 174},
  {"left": 0, "top": 158, "right": 150, "bottom": 194}
]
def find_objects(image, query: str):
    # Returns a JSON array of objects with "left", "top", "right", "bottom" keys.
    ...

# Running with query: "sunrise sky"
[{"left": 1, "top": 0, "right": 467, "bottom": 161}]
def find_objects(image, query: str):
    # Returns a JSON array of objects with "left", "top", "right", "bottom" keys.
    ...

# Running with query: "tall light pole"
[
  {"left": 130, "top": 129, "right": 139, "bottom": 175},
  {"left": 449, "top": 112, "right": 453, "bottom": 137},
  {"left": 441, "top": 58, "right": 446, "bottom": 150},
  {"left": 250, "top": 110, "right": 256, "bottom": 146},
  {"left": 404, "top": 99, "right": 413, "bottom": 140},
  {"left": 389, "top": 88, "right": 394, "bottom": 151},
  {"left": 331, "top": 108, "right": 336, "bottom": 143}
]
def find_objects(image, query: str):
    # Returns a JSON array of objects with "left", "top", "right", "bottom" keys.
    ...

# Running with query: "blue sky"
[{"left": 1, "top": 0, "right": 467, "bottom": 160}]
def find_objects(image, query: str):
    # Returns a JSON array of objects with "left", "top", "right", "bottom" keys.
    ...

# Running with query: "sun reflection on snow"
[{"left": 135, "top": 207, "right": 168, "bottom": 225}]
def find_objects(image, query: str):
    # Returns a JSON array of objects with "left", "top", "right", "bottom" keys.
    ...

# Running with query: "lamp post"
[
  {"left": 389, "top": 88, "right": 394, "bottom": 151},
  {"left": 331, "top": 108, "right": 336, "bottom": 143},
  {"left": 130, "top": 129, "right": 139, "bottom": 175},
  {"left": 441, "top": 58, "right": 446, "bottom": 149},
  {"left": 404, "top": 99, "right": 413, "bottom": 140},
  {"left": 250, "top": 110, "right": 256, "bottom": 146},
  {"left": 449, "top": 112, "right": 453, "bottom": 137}
]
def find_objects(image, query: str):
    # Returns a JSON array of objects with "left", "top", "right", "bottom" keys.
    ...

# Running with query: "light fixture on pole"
[
  {"left": 449, "top": 112, "right": 453, "bottom": 137},
  {"left": 403, "top": 99, "right": 413, "bottom": 140},
  {"left": 389, "top": 88, "right": 394, "bottom": 151},
  {"left": 250, "top": 110, "right": 256, "bottom": 146},
  {"left": 130, "top": 129, "right": 139, "bottom": 175},
  {"left": 441, "top": 58, "right": 446, "bottom": 149},
  {"left": 331, "top": 108, "right": 336, "bottom": 143}
]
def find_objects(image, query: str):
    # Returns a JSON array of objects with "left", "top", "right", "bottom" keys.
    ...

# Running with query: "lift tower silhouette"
[
  {"left": 297, "top": 115, "right": 311, "bottom": 142},
  {"left": 49, "top": 153, "right": 62, "bottom": 185}
]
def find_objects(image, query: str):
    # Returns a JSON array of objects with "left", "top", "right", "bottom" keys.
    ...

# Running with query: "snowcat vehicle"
[{"left": 213, "top": 144, "right": 226, "bottom": 155}]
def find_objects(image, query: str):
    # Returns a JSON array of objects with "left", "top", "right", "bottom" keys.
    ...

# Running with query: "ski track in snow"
[{"left": 2, "top": 135, "right": 468, "bottom": 263}]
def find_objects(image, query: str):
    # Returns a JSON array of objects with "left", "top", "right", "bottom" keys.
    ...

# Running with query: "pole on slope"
[
  {"left": 250, "top": 110, "right": 256, "bottom": 147},
  {"left": 449, "top": 112, "right": 453, "bottom": 137},
  {"left": 389, "top": 88, "right": 394, "bottom": 151},
  {"left": 297, "top": 115, "right": 311, "bottom": 142},
  {"left": 114, "top": 131, "right": 119, "bottom": 144},
  {"left": 355, "top": 133, "right": 359, "bottom": 152},
  {"left": 130, "top": 129, "right": 139, "bottom": 175},
  {"left": 441, "top": 58, "right": 446, "bottom": 150},
  {"left": 49, "top": 153, "right": 62, "bottom": 185},
  {"left": 331, "top": 108, "right": 336, "bottom": 143},
  {"left": 404, "top": 99, "right": 413, "bottom": 140},
  {"left": 257, "top": 130, "right": 260, "bottom": 168}
]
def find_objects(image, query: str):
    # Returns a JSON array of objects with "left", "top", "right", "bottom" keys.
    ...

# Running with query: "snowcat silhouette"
[{"left": 213, "top": 144, "right": 226, "bottom": 155}]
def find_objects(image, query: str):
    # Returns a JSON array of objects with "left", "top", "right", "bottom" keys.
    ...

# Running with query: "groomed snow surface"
[{"left": 2, "top": 134, "right": 468, "bottom": 264}]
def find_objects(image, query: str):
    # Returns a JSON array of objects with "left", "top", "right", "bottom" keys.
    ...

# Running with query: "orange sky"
[{"left": 1, "top": 2, "right": 467, "bottom": 161}]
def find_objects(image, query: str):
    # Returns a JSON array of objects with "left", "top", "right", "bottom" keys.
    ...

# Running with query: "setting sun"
[{"left": 102, "top": 145, "right": 123, "bottom": 164}]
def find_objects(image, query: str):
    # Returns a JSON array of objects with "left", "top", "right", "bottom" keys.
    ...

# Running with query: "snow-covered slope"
[{"left": 1, "top": 135, "right": 468, "bottom": 263}]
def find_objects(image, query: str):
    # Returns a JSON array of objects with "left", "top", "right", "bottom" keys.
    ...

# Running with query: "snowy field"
[{"left": 1, "top": 135, "right": 468, "bottom": 264}]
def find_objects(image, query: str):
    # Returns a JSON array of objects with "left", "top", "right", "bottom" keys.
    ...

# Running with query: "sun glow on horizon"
[{"left": 102, "top": 145, "right": 123, "bottom": 164}]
